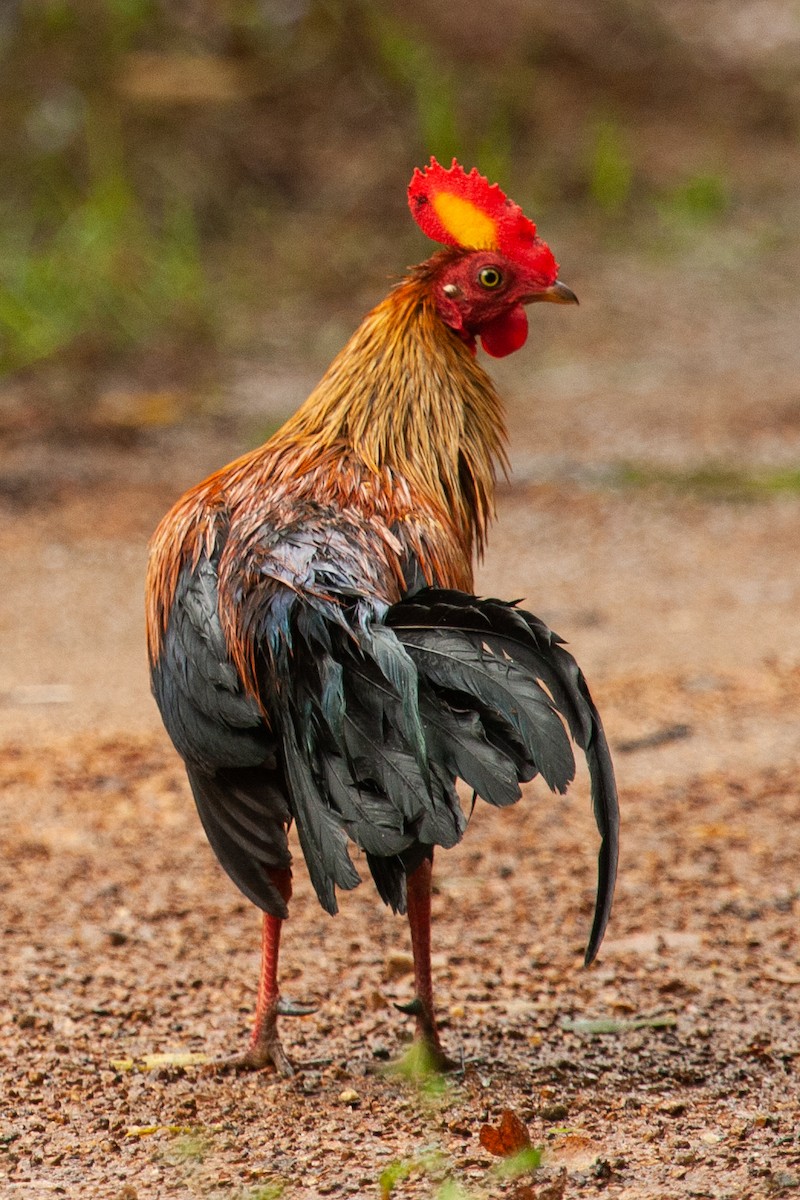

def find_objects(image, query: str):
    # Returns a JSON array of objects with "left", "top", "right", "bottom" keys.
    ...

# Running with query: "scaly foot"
[{"left": 210, "top": 996, "right": 317, "bottom": 1076}]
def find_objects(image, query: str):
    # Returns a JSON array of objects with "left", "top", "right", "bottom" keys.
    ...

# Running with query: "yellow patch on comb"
[{"left": 431, "top": 191, "right": 499, "bottom": 250}]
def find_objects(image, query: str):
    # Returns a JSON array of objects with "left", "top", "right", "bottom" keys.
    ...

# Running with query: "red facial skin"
[{"left": 431, "top": 249, "right": 559, "bottom": 358}]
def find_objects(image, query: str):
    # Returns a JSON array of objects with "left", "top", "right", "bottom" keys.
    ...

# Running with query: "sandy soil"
[{"left": 1, "top": 233, "right": 799, "bottom": 1198}]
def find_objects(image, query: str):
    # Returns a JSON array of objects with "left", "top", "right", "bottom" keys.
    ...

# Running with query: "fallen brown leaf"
[{"left": 480, "top": 1108, "right": 531, "bottom": 1157}]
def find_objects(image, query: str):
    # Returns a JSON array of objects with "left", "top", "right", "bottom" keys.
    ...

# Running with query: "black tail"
[
  {"left": 386, "top": 589, "right": 619, "bottom": 964},
  {"left": 276, "top": 587, "right": 618, "bottom": 963}
]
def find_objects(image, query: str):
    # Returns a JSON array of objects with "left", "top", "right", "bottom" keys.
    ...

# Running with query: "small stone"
[
  {"left": 540, "top": 1103, "right": 569, "bottom": 1122},
  {"left": 384, "top": 952, "right": 414, "bottom": 980},
  {"left": 659, "top": 1100, "right": 687, "bottom": 1117},
  {"left": 772, "top": 1171, "right": 799, "bottom": 1190},
  {"left": 27, "top": 1070, "right": 45, "bottom": 1086}
]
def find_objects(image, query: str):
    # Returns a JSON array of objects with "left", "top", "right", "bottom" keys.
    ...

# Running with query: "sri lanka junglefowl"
[{"left": 146, "top": 158, "right": 619, "bottom": 1074}]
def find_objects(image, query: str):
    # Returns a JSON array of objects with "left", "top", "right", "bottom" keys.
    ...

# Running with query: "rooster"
[{"left": 146, "top": 158, "right": 619, "bottom": 1074}]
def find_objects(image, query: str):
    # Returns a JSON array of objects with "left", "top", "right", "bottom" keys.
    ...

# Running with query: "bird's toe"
[{"left": 209, "top": 1038, "right": 296, "bottom": 1077}]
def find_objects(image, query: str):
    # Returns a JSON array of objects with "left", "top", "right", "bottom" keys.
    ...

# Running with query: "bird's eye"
[{"left": 478, "top": 266, "right": 503, "bottom": 289}]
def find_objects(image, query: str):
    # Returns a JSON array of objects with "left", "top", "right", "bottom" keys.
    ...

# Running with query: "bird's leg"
[
  {"left": 217, "top": 867, "right": 312, "bottom": 1076},
  {"left": 245, "top": 903, "right": 293, "bottom": 1074},
  {"left": 402, "top": 854, "right": 457, "bottom": 1072}
]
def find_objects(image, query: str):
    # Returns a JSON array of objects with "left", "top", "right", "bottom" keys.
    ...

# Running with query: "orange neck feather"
[{"left": 266, "top": 266, "right": 509, "bottom": 556}]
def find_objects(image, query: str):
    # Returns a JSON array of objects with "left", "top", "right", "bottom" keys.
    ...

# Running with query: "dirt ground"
[{"left": 2, "top": 227, "right": 800, "bottom": 1199}]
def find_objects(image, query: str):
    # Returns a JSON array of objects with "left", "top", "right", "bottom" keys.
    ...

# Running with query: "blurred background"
[
  {"left": 2, "top": 0, "right": 799, "bottom": 425},
  {"left": 1, "top": 0, "right": 800, "bottom": 744}
]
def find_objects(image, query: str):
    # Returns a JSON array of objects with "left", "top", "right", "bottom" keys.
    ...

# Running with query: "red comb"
[{"left": 408, "top": 157, "right": 555, "bottom": 280}]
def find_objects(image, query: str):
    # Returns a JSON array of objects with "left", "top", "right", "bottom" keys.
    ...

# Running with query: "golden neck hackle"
[{"left": 266, "top": 268, "right": 509, "bottom": 558}]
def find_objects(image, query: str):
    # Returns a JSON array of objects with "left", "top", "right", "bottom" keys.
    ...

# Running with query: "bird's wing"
[
  {"left": 151, "top": 549, "right": 272, "bottom": 773},
  {"left": 150, "top": 542, "right": 292, "bottom": 916}
]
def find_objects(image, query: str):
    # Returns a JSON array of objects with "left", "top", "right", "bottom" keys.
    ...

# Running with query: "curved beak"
[{"left": 528, "top": 280, "right": 579, "bottom": 305}]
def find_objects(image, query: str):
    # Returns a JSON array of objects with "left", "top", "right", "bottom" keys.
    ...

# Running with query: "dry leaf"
[
  {"left": 110, "top": 1052, "right": 210, "bottom": 1072},
  {"left": 125, "top": 1123, "right": 195, "bottom": 1138},
  {"left": 480, "top": 1108, "right": 531, "bottom": 1157},
  {"left": 562, "top": 1014, "right": 677, "bottom": 1035}
]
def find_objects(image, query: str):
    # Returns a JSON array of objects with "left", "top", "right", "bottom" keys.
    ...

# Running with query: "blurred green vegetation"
[
  {"left": 378, "top": 1038, "right": 543, "bottom": 1199},
  {"left": 589, "top": 118, "right": 633, "bottom": 214},
  {"left": 0, "top": 0, "right": 792, "bottom": 416},
  {"left": 616, "top": 462, "right": 800, "bottom": 500},
  {"left": 0, "top": 158, "right": 210, "bottom": 374}
]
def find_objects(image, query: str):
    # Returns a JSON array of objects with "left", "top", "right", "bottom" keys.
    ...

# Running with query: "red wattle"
[{"left": 478, "top": 305, "right": 529, "bottom": 357}]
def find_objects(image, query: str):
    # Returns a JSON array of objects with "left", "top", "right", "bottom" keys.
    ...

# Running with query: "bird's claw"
[
  {"left": 210, "top": 1039, "right": 295, "bottom": 1077},
  {"left": 277, "top": 997, "right": 318, "bottom": 1017},
  {"left": 208, "top": 993, "right": 316, "bottom": 1080},
  {"left": 394, "top": 997, "right": 424, "bottom": 1017},
  {"left": 207, "top": 995, "right": 316, "bottom": 1075}
]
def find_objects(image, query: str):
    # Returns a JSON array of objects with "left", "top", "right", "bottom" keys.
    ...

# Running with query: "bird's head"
[{"left": 408, "top": 158, "right": 577, "bottom": 358}]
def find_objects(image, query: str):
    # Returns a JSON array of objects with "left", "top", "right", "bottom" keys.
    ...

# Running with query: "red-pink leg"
[
  {"left": 404, "top": 855, "right": 456, "bottom": 1071},
  {"left": 217, "top": 867, "right": 301, "bottom": 1075}
]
